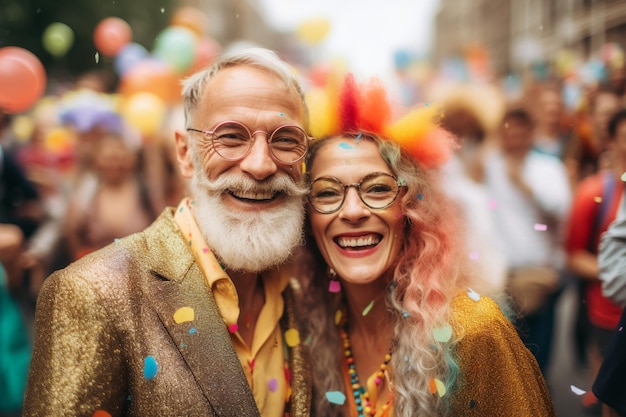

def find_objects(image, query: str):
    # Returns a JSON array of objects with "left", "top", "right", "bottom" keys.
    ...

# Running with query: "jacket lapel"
[{"left": 140, "top": 210, "right": 261, "bottom": 417}]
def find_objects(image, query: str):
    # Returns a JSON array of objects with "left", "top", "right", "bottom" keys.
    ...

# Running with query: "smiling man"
[{"left": 23, "top": 48, "right": 312, "bottom": 417}]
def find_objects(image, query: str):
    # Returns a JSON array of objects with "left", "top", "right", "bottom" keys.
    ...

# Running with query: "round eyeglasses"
[
  {"left": 309, "top": 172, "right": 406, "bottom": 214},
  {"left": 187, "top": 121, "right": 311, "bottom": 164}
]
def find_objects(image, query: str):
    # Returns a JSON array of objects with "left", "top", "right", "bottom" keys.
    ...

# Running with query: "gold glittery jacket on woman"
[{"left": 22, "top": 209, "right": 312, "bottom": 417}]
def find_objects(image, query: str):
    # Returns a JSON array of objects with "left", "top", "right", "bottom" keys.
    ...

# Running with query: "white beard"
[{"left": 189, "top": 168, "right": 307, "bottom": 273}]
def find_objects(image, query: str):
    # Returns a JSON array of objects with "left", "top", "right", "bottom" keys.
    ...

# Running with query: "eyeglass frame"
[
  {"left": 308, "top": 171, "right": 407, "bottom": 214},
  {"left": 186, "top": 120, "right": 313, "bottom": 164}
]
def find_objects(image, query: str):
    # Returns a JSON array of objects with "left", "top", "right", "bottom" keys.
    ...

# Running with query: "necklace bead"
[{"left": 340, "top": 327, "right": 392, "bottom": 417}]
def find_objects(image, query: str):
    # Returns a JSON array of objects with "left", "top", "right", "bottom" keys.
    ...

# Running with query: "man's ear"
[{"left": 175, "top": 129, "right": 194, "bottom": 179}]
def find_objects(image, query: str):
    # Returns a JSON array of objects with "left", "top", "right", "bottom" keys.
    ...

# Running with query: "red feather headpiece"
[{"left": 306, "top": 73, "right": 457, "bottom": 169}]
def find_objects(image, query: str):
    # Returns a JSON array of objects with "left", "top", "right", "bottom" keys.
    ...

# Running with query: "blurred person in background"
[
  {"left": 64, "top": 131, "right": 155, "bottom": 260},
  {"left": 439, "top": 84, "right": 508, "bottom": 293},
  {"left": 570, "top": 87, "right": 621, "bottom": 183},
  {"left": 479, "top": 107, "right": 572, "bottom": 376},
  {"left": 565, "top": 108, "right": 626, "bottom": 415},
  {"left": 527, "top": 82, "right": 572, "bottom": 161},
  {"left": 23, "top": 47, "right": 312, "bottom": 417},
  {"left": 0, "top": 225, "right": 32, "bottom": 417}
]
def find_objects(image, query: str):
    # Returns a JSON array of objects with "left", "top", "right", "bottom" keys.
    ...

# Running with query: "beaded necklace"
[{"left": 340, "top": 325, "right": 393, "bottom": 417}]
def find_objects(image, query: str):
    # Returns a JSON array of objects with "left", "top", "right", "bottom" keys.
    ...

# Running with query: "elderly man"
[{"left": 23, "top": 48, "right": 312, "bottom": 417}]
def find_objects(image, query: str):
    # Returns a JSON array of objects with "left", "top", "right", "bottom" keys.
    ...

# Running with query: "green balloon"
[{"left": 43, "top": 22, "right": 74, "bottom": 57}]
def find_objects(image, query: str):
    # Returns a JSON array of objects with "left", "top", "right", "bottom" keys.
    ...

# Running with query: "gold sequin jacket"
[{"left": 22, "top": 209, "right": 312, "bottom": 417}]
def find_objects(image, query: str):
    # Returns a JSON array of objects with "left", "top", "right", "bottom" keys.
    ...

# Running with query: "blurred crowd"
[{"left": 2, "top": 36, "right": 626, "bottom": 415}]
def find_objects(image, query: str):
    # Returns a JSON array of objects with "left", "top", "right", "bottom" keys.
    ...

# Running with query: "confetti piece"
[
  {"left": 284, "top": 328, "right": 300, "bottom": 347},
  {"left": 325, "top": 391, "right": 346, "bottom": 405},
  {"left": 189, "top": 327, "right": 197, "bottom": 334},
  {"left": 114, "top": 238, "right": 120, "bottom": 243},
  {"left": 467, "top": 288, "right": 480, "bottom": 301},
  {"left": 92, "top": 411, "right": 112, "bottom": 417},
  {"left": 268, "top": 378, "right": 278, "bottom": 392},
  {"left": 594, "top": 196, "right": 603, "bottom": 203},
  {"left": 468, "top": 251, "right": 480, "bottom": 261},
  {"left": 621, "top": 172, "right": 626, "bottom": 182},
  {"left": 417, "top": 194, "right": 424, "bottom": 200},
  {"left": 338, "top": 142, "right": 354, "bottom": 150},
  {"left": 279, "top": 112, "right": 285, "bottom": 117},
  {"left": 228, "top": 323, "right": 239, "bottom": 333},
  {"left": 533, "top": 223, "right": 548, "bottom": 231},
  {"left": 432, "top": 325, "right": 453, "bottom": 342},
  {"left": 403, "top": 355, "right": 409, "bottom": 361},
  {"left": 301, "top": 162, "right": 306, "bottom": 174},
  {"left": 95, "top": 52, "right": 99, "bottom": 63},
  {"left": 488, "top": 199, "right": 497, "bottom": 209},
  {"left": 202, "top": 247, "right": 209, "bottom": 253},
  {"left": 362, "top": 300, "right": 375, "bottom": 316},
  {"left": 328, "top": 280, "right": 341, "bottom": 293},
  {"left": 355, "top": 132, "right": 362, "bottom": 142},
  {"left": 469, "top": 399, "right": 476, "bottom": 409},
  {"left": 429, "top": 378, "right": 446, "bottom": 397},
  {"left": 173, "top": 307, "right": 195, "bottom": 324},
  {"left": 571, "top": 385, "right": 586, "bottom": 396},
  {"left": 619, "top": 326, "right": 623, "bottom": 332},
  {"left": 334, "top": 309, "right": 342, "bottom": 325},
  {"left": 180, "top": 342, "right": 187, "bottom": 349},
  {"left": 248, "top": 358, "right": 256, "bottom": 371},
  {"left": 179, "top": 206, "right": 184, "bottom": 212},
  {"left": 143, "top": 356, "right": 158, "bottom": 380},
  {"left": 402, "top": 309, "right": 410, "bottom": 318}
]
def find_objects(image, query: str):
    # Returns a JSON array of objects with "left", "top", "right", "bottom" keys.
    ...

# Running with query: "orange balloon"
[
  {"left": 170, "top": 7, "right": 209, "bottom": 36},
  {"left": 94, "top": 17, "right": 132, "bottom": 57},
  {"left": 0, "top": 47, "right": 46, "bottom": 113},
  {"left": 119, "top": 60, "right": 181, "bottom": 103}
]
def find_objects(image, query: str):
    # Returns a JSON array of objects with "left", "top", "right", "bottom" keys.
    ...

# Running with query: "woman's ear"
[{"left": 175, "top": 130, "right": 194, "bottom": 179}]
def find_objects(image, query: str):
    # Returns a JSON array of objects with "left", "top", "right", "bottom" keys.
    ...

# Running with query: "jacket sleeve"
[
  {"left": 599, "top": 190, "right": 626, "bottom": 307},
  {"left": 451, "top": 296, "right": 556, "bottom": 416},
  {"left": 22, "top": 269, "right": 128, "bottom": 417}
]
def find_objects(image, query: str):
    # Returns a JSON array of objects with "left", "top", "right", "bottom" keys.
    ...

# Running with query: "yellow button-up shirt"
[{"left": 174, "top": 198, "right": 290, "bottom": 417}]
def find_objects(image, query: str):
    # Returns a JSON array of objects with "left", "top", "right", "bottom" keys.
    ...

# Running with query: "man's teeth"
[
  {"left": 230, "top": 190, "right": 275, "bottom": 200},
  {"left": 337, "top": 235, "right": 380, "bottom": 248}
]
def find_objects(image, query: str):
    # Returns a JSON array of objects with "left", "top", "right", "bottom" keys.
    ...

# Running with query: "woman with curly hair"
[{"left": 297, "top": 74, "right": 556, "bottom": 416}]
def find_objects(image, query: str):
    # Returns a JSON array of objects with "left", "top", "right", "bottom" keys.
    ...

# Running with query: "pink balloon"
[
  {"left": 0, "top": 47, "right": 46, "bottom": 113},
  {"left": 94, "top": 17, "right": 132, "bottom": 57}
]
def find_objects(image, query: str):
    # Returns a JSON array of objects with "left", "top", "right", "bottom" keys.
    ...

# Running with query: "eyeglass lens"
[
  {"left": 212, "top": 122, "right": 307, "bottom": 163},
  {"left": 310, "top": 173, "right": 400, "bottom": 213}
]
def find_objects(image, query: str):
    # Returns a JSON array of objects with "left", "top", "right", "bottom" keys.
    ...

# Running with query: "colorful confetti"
[
  {"left": 355, "top": 132, "right": 362, "bottom": 142},
  {"left": 533, "top": 223, "right": 548, "bottom": 231},
  {"left": 268, "top": 378, "right": 278, "bottom": 392},
  {"left": 189, "top": 327, "right": 197, "bottom": 334},
  {"left": 202, "top": 247, "right": 209, "bottom": 253},
  {"left": 338, "top": 142, "right": 354, "bottom": 150},
  {"left": 417, "top": 194, "right": 424, "bottom": 200},
  {"left": 432, "top": 325, "right": 453, "bottom": 342},
  {"left": 228, "top": 323, "right": 239, "bottom": 333},
  {"left": 468, "top": 251, "right": 480, "bottom": 261},
  {"left": 570, "top": 385, "right": 586, "bottom": 396},
  {"left": 469, "top": 399, "right": 476, "bottom": 409},
  {"left": 95, "top": 52, "right": 99, "bottom": 63},
  {"left": 402, "top": 309, "right": 410, "bottom": 318},
  {"left": 488, "top": 199, "right": 497, "bottom": 209},
  {"left": 143, "top": 356, "right": 158, "bottom": 380},
  {"left": 279, "top": 112, "right": 285, "bottom": 117},
  {"left": 467, "top": 288, "right": 480, "bottom": 302},
  {"left": 429, "top": 378, "right": 446, "bottom": 397},
  {"left": 621, "top": 171, "right": 626, "bottom": 182},
  {"left": 328, "top": 280, "right": 341, "bottom": 293},
  {"left": 362, "top": 300, "right": 375, "bottom": 316},
  {"left": 173, "top": 307, "right": 195, "bottom": 324},
  {"left": 284, "top": 328, "right": 300, "bottom": 347},
  {"left": 594, "top": 196, "right": 603, "bottom": 203},
  {"left": 334, "top": 309, "right": 342, "bottom": 325},
  {"left": 325, "top": 391, "right": 347, "bottom": 405}
]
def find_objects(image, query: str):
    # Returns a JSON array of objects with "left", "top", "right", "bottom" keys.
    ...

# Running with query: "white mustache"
[{"left": 198, "top": 173, "right": 308, "bottom": 198}]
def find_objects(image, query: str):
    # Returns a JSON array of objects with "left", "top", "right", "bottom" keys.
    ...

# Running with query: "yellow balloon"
[
  {"left": 297, "top": 17, "right": 331, "bottom": 45},
  {"left": 121, "top": 92, "right": 166, "bottom": 137}
]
